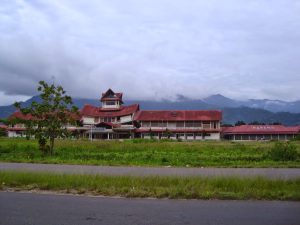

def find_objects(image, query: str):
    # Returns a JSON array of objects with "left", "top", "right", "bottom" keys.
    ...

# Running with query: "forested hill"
[{"left": 1, "top": 96, "right": 300, "bottom": 125}]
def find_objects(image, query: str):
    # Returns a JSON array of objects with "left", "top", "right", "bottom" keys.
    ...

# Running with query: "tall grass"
[
  {"left": 1, "top": 171, "right": 300, "bottom": 200},
  {"left": 0, "top": 138, "right": 299, "bottom": 167}
]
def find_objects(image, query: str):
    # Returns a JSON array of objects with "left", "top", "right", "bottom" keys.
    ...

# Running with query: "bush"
[
  {"left": 0, "top": 128, "right": 6, "bottom": 137},
  {"left": 267, "top": 142, "right": 299, "bottom": 161},
  {"left": 292, "top": 134, "right": 300, "bottom": 141}
]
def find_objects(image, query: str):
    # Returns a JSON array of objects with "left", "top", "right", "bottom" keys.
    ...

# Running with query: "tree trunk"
[{"left": 49, "top": 137, "right": 55, "bottom": 155}]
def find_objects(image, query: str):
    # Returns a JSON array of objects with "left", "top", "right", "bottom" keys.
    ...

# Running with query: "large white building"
[
  {"left": 80, "top": 89, "right": 222, "bottom": 140},
  {"left": 7, "top": 89, "right": 223, "bottom": 140}
]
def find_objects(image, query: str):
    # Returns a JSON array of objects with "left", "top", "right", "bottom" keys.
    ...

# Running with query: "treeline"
[{"left": 222, "top": 121, "right": 283, "bottom": 127}]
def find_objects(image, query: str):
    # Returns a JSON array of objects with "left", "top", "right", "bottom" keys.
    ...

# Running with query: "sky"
[{"left": 0, "top": 0, "right": 300, "bottom": 105}]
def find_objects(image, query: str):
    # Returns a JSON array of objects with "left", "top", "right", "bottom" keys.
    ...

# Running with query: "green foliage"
[
  {"left": 13, "top": 81, "right": 78, "bottom": 155},
  {"left": 293, "top": 134, "right": 300, "bottom": 141},
  {"left": 0, "top": 128, "right": 6, "bottom": 137},
  {"left": 249, "top": 121, "right": 265, "bottom": 125},
  {"left": 1, "top": 138, "right": 300, "bottom": 167},
  {"left": 1, "top": 171, "right": 300, "bottom": 200},
  {"left": 267, "top": 142, "right": 299, "bottom": 161},
  {"left": 0, "top": 118, "right": 9, "bottom": 125},
  {"left": 235, "top": 121, "right": 246, "bottom": 126}
]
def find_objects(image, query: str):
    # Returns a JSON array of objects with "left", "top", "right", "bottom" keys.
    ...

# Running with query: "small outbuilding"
[{"left": 222, "top": 125, "right": 300, "bottom": 141}]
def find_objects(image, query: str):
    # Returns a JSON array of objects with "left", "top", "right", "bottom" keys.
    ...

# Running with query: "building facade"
[
  {"left": 6, "top": 88, "right": 300, "bottom": 141},
  {"left": 222, "top": 125, "right": 300, "bottom": 141},
  {"left": 80, "top": 89, "right": 139, "bottom": 139},
  {"left": 134, "top": 110, "right": 222, "bottom": 140}
]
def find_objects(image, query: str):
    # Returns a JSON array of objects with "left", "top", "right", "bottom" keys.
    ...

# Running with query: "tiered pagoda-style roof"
[{"left": 100, "top": 88, "right": 123, "bottom": 104}]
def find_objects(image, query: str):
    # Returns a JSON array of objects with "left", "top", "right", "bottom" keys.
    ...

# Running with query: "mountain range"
[{"left": 1, "top": 94, "right": 300, "bottom": 125}]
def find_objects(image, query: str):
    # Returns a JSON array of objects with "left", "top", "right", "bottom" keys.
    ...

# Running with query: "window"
[
  {"left": 176, "top": 122, "right": 184, "bottom": 127},
  {"left": 213, "top": 122, "right": 218, "bottom": 129},
  {"left": 142, "top": 122, "right": 150, "bottom": 127},
  {"left": 194, "top": 122, "right": 201, "bottom": 128},
  {"left": 185, "top": 121, "right": 193, "bottom": 127},
  {"left": 151, "top": 122, "right": 159, "bottom": 127},
  {"left": 158, "top": 122, "right": 167, "bottom": 127},
  {"left": 203, "top": 121, "right": 211, "bottom": 129},
  {"left": 104, "top": 117, "right": 112, "bottom": 122},
  {"left": 106, "top": 101, "right": 116, "bottom": 105}
]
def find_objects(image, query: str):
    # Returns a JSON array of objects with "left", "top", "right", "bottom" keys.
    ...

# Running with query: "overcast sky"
[{"left": 0, "top": 0, "right": 300, "bottom": 105}]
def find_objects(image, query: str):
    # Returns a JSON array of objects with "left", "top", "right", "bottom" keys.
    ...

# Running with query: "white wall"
[
  {"left": 82, "top": 117, "right": 95, "bottom": 125},
  {"left": 204, "top": 133, "right": 220, "bottom": 140},
  {"left": 8, "top": 131, "right": 23, "bottom": 138},
  {"left": 120, "top": 115, "right": 132, "bottom": 123}
]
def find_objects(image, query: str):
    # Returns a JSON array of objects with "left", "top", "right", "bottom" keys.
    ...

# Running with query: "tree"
[
  {"left": 235, "top": 121, "right": 246, "bottom": 126},
  {"left": 249, "top": 121, "right": 265, "bottom": 125},
  {"left": 270, "top": 122, "right": 282, "bottom": 125},
  {"left": 0, "top": 128, "right": 6, "bottom": 137},
  {"left": 0, "top": 118, "right": 9, "bottom": 125},
  {"left": 14, "top": 81, "right": 78, "bottom": 155}
]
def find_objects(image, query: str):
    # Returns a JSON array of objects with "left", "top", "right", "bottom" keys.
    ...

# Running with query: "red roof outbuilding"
[{"left": 222, "top": 125, "right": 300, "bottom": 135}]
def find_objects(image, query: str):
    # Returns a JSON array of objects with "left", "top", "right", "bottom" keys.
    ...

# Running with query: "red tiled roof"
[
  {"left": 0, "top": 125, "right": 7, "bottom": 130},
  {"left": 222, "top": 125, "right": 300, "bottom": 135},
  {"left": 8, "top": 111, "right": 35, "bottom": 120},
  {"left": 9, "top": 111, "right": 80, "bottom": 121},
  {"left": 81, "top": 104, "right": 139, "bottom": 117},
  {"left": 134, "top": 110, "right": 222, "bottom": 121}
]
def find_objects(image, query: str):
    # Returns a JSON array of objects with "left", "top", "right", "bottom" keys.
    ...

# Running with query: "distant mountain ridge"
[
  {"left": 202, "top": 94, "right": 300, "bottom": 113},
  {"left": 1, "top": 94, "right": 300, "bottom": 125}
]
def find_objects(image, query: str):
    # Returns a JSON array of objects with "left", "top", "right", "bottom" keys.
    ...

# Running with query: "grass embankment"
[
  {"left": 1, "top": 171, "right": 299, "bottom": 200},
  {"left": 0, "top": 138, "right": 300, "bottom": 167}
]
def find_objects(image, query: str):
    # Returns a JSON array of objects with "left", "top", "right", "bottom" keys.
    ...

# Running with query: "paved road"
[
  {"left": 1, "top": 162, "right": 300, "bottom": 179},
  {"left": 0, "top": 192, "right": 299, "bottom": 225}
]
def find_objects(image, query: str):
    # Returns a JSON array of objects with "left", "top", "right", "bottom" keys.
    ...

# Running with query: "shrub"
[
  {"left": 292, "top": 134, "right": 300, "bottom": 141},
  {"left": 267, "top": 142, "right": 299, "bottom": 161},
  {"left": 0, "top": 128, "right": 6, "bottom": 137}
]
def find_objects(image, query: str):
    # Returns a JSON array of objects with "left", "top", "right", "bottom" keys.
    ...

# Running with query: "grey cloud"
[{"left": 0, "top": 0, "right": 300, "bottom": 104}]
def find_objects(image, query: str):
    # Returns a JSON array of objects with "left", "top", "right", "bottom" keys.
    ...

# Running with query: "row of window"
[
  {"left": 142, "top": 133, "right": 212, "bottom": 139},
  {"left": 141, "top": 121, "right": 219, "bottom": 129},
  {"left": 104, "top": 101, "right": 119, "bottom": 106},
  {"left": 225, "top": 134, "right": 296, "bottom": 140}
]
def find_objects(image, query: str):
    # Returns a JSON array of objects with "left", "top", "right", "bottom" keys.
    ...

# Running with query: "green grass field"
[
  {"left": 1, "top": 171, "right": 299, "bottom": 200},
  {"left": 0, "top": 138, "right": 300, "bottom": 167}
]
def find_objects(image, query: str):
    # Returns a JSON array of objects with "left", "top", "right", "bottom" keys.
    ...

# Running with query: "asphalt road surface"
[
  {"left": 1, "top": 162, "right": 300, "bottom": 179},
  {"left": 0, "top": 192, "right": 299, "bottom": 225}
]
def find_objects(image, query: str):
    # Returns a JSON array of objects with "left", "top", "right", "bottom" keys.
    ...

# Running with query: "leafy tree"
[
  {"left": 0, "top": 118, "right": 9, "bottom": 125},
  {"left": 0, "top": 128, "right": 6, "bottom": 137},
  {"left": 14, "top": 81, "right": 78, "bottom": 155},
  {"left": 221, "top": 124, "right": 233, "bottom": 127},
  {"left": 235, "top": 121, "right": 246, "bottom": 126},
  {"left": 165, "top": 129, "right": 172, "bottom": 139},
  {"left": 270, "top": 122, "right": 282, "bottom": 125},
  {"left": 249, "top": 121, "right": 265, "bottom": 125},
  {"left": 267, "top": 142, "right": 299, "bottom": 161}
]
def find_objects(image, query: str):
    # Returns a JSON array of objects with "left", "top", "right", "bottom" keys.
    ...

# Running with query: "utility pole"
[{"left": 90, "top": 124, "right": 93, "bottom": 141}]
